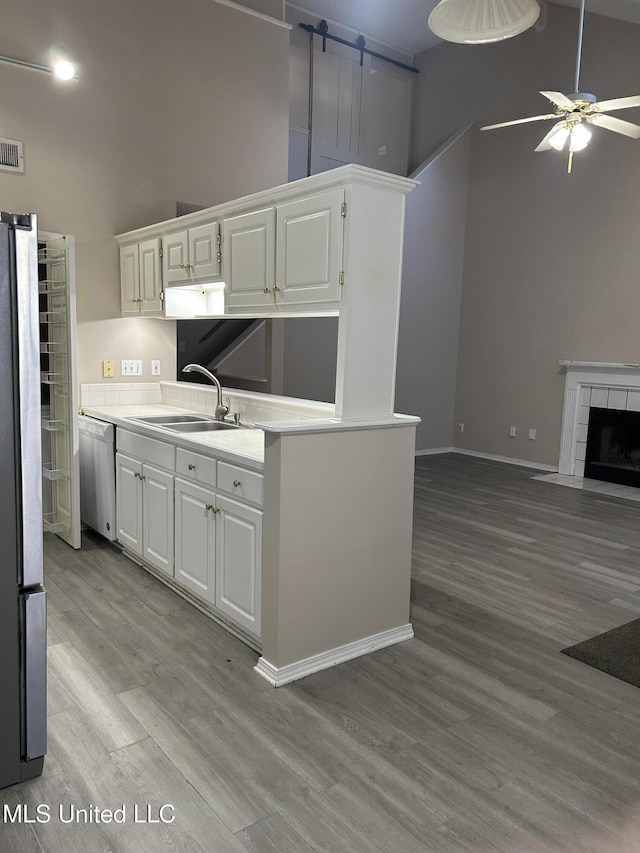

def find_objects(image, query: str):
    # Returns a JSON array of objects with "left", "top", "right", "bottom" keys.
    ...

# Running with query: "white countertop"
[{"left": 82, "top": 405, "right": 266, "bottom": 471}]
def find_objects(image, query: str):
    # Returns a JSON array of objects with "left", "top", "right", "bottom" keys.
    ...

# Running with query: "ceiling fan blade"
[
  {"left": 535, "top": 123, "right": 566, "bottom": 152},
  {"left": 481, "top": 113, "right": 557, "bottom": 131},
  {"left": 540, "top": 90, "right": 575, "bottom": 110},
  {"left": 594, "top": 94, "right": 640, "bottom": 112},
  {"left": 589, "top": 113, "right": 640, "bottom": 138}
]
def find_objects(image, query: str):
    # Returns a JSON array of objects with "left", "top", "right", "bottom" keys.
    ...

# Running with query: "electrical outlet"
[
  {"left": 528, "top": 428, "right": 536, "bottom": 440},
  {"left": 509, "top": 425, "right": 517, "bottom": 438},
  {"left": 102, "top": 359, "right": 114, "bottom": 378},
  {"left": 151, "top": 360, "right": 161, "bottom": 376},
  {"left": 121, "top": 359, "right": 143, "bottom": 376},
  {"left": 378, "top": 145, "right": 387, "bottom": 156},
  {"left": 457, "top": 423, "right": 464, "bottom": 433}
]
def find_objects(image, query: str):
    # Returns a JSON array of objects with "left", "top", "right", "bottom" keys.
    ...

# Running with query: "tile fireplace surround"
[{"left": 558, "top": 361, "right": 640, "bottom": 477}]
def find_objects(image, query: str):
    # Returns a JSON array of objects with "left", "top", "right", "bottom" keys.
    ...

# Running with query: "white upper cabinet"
[
  {"left": 276, "top": 189, "right": 343, "bottom": 306},
  {"left": 116, "top": 164, "right": 416, "bottom": 323},
  {"left": 120, "top": 237, "right": 162, "bottom": 316},
  {"left": 222, "top": 208, "right": 276, "bottom": 310},
  {"left": 163, "top": 221, "right": 221, "bottom": 286},
  {"left": 224, "top": 189, "right": 344, "bottom": 312}
]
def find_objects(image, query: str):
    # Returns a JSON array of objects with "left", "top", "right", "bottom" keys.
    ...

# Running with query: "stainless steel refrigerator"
[{"left": 0, "top": 211, "right": 47, "bottom": 789}]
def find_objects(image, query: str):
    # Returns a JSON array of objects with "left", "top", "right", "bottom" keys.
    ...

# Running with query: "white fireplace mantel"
[{"left": 559, "top": 361, "right": 640, "bottom": 475}]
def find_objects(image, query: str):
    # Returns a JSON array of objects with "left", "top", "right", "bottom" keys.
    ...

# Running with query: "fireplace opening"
[{"left": 585, "top": 407, "right": 640, "bottom": 487}]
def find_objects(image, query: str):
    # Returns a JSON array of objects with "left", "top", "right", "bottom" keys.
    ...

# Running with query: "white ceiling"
[{"left": 287, "top": 0, "right": 640, "bottom": 57}]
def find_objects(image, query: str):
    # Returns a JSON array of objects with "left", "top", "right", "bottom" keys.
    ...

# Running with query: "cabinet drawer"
[
  {"left": 176, "top": 448, "right": 217, "bottom": 488},
  {"left": 217, "top": 461, "right": 263, "bottom": 507},
  {"left": 117, "top": 429, "right": 175, "bottom": 471}
]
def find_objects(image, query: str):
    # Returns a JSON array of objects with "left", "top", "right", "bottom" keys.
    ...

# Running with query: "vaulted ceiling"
[{"left": 287, "top": 0, "right": 640, "bottom": 57}]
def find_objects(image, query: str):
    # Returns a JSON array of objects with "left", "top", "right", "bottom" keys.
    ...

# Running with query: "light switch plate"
[
  {"left": 151, "top": 360, "right": 161, "bottom": 376},
  {"left": 121, "top": 359, "right": 143, "bottom": 376}
]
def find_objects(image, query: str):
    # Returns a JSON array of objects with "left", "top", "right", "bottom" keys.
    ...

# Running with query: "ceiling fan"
[{"left": 480, "top": 0, "right": 640, "bottom": 172}]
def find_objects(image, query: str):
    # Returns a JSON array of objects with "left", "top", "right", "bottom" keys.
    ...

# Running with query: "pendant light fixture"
[{"left": 428, "top": 0, "right": 540, "bottom": 44}]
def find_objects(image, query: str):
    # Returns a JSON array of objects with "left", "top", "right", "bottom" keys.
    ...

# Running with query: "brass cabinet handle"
[
  {"left": 205, "top": 503, "right": 213, "bottom": 511},
  {"left": 273, "top": 285, "right": 280, "bottom": 293},
  {"left": 132, "top": 297, "right": 142, "bottom": 303},
  {"left": 263, "top": 287, "right": 271, "bottom": 294},
  {"left": 188, "top": 463, "right": 196, "bottom": 470},
  {"left": 134, "top": 472, "right": 145, "bottom": 480},
  {"left": 205, "top": 504, "right": 219, "bottom": 514},
  {"left": 233, "top": 479, "right": 241, "bottom": 487}
]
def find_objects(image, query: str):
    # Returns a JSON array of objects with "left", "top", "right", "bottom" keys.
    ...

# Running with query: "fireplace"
[{"left": 585, "top": 407, "right": 640, "bottom": 487}]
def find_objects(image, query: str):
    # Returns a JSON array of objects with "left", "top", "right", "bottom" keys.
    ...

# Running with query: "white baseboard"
[
  {"left": 452, "top": 447, "right": 557, "bottom": 472},
  {"left": 254, "top": 623, "right": 414, "bottom": 687},
  {"left": 414, "top": 445, "right": 557, "bottom": 472}
]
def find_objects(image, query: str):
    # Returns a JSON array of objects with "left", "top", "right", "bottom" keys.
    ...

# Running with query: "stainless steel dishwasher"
[{"left": 78, "top": 415, "right": 116, "bottom": 541}]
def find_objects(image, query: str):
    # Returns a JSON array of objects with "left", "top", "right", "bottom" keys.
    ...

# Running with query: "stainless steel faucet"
[{"left": 181, "top": 364, "right": 229, "bottom": 421}]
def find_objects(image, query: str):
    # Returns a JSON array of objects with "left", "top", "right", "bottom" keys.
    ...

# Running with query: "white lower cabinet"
[
  {"left": 116, "top": 435, "right": 263, "bottom": 641},
  {"left": 215, "top": 494, "right": 262, "bottom": 637},
  {"left": 116, "top": 452, "right": 174, "bottom": 578},
  {"left": 115, "top": 453, "right": 143, "bottom": 555},
  {"left": 143, "top": 464, "right": 174, "bottom": 578},
  {"left": 174, "top": 478, "right": 262, "bottom": 637},
  {"left": 174, "top": 478, "right": 216, "bottom": 604}
]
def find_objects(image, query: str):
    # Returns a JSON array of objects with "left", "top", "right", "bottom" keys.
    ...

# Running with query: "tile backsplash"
[
  {"left": 81, "top": 381, "right": 334, "bottom": 424},
  {"left": 81, "top": 383, "right": 162, "bottom": 407}
]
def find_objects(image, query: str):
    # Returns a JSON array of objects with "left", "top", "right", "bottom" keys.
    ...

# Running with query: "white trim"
[
  {"left": 452, "top": 448, "right": 557, "bottom": 472},
  {"left": 415, "top": 446, "right": 455, "bottom": 456},
  {"left": 254, "top": 623, "right": 414, "bottom": 687},
  {"left": 211, "top": 0, "right": 292, "bottom": 30}
]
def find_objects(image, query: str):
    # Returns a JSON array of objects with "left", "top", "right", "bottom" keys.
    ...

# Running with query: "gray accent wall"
[
  {"left": 395, "top": 127, "right": 471, "bottom": 451},
  {"left": 0, "top": 0, "right": 290, "bottom": 386},
  {"left": 412, "top": 3, "right": 640, "bottom": 466}
]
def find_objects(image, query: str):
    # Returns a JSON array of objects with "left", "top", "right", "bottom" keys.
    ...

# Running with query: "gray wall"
[
  {"left": 0, "top": 0, "right": 289, "bottom": 385},
  {"left": 395, "top": 127, "right": 471, "bottom": 451},
  {"left": 412, "top": 3, "right": 640, "bottom": 466}
]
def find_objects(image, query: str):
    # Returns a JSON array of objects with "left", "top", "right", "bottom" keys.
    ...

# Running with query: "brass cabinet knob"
[
  {"left": 188, "top": 463, "right": 196, "bottom": 470},
  {"left": 233, "top": 479, "right": 241, "bottom": 487},
  {"left": 212, "top": 506, "right": 219, "bottom": 514},
  {"left": 205, "top": 503, "right": 213, "bottom": 511},
  {"left": 263, "top": 287, "right": 271, "bottom": 294},
  {"left": 205, "top": 504, "right": 219, "bottom": 514},
  {"left": 273, "top": 285, "right": 280, "bottom": 293}
]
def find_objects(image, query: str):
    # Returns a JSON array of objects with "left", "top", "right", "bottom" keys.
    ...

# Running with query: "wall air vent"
[{"left": 0, "top": 137, "right": 24, "bottom": 173}]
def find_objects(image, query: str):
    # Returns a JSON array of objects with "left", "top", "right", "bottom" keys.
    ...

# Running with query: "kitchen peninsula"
[{"left": 104, "top": 166, "right": 418, "bottom": 685}]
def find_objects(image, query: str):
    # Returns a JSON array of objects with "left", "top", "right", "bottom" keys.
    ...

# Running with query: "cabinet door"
[
  {"left": 222, "top": 208, "right": 275, "bottom": 310},
  {"left": 175, "top": 478, "right": 216, "bottom": 604},
  {"left": 189, "top": 222, "right": 220, "bottom": 281},
  {"left": 116, "top": 453, "right": 143, "bottom": 555},
  {"left": 215, "top": 495, "right": 262, "bottom": 637},
  {"left": 120, "top": 244, "right": 140, "bottom": 316},
  {"left": 276, "top": 189, "right": 344, "bottom": 305},
  {"left": 143, "top": 464, "right": 174, "bottom": 577},
  {"left": 163, "top": 229, "right": 189, "bottom": 284},
  {"left": 139, "top": 237, "right": 163, "bottom": 315}
]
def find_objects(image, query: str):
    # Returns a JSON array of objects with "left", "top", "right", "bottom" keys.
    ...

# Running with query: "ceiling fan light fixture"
[
  {"left": 569, "top": 122, "right": 592, "bottom": 151},
  {"left": 547, "top": 123, "right": 570, "bottom": 151},
  {"left": 428, "top": 0, "right": 540, "bottom": 45}
]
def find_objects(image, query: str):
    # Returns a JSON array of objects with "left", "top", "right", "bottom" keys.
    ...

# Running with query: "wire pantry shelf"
[
  {"left": 42, "top": 462, "right": 69, "bottom": 481},
  {"left": 38, "top": 248, "right": 66, "bottom": 265},
  {"left": 38, "top": 279, "right": 67, "bottom": 295},
  {"left": 43, "top": 512, "right": 68, "bottom": 534}
]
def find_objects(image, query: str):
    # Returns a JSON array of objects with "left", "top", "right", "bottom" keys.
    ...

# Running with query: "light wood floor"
[{"left": 4, "top": 453, "right": 640, "bottom": 852}]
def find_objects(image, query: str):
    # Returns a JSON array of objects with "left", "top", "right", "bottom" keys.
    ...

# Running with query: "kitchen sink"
[
  {"left": 134, "top": 414, "right": 214, "bottom": 425},
  {"left": 165, "top": 421, "right": 239, "bottom": 433}
]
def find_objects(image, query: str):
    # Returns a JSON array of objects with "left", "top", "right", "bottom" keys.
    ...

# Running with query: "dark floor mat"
[{"left": 561, "top": 618, "right": 640, "bottom": 688}]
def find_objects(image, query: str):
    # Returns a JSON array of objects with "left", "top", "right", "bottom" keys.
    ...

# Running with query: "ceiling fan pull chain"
[{"left": 574, "top": 0, "right": 586, "bottom": 93}]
